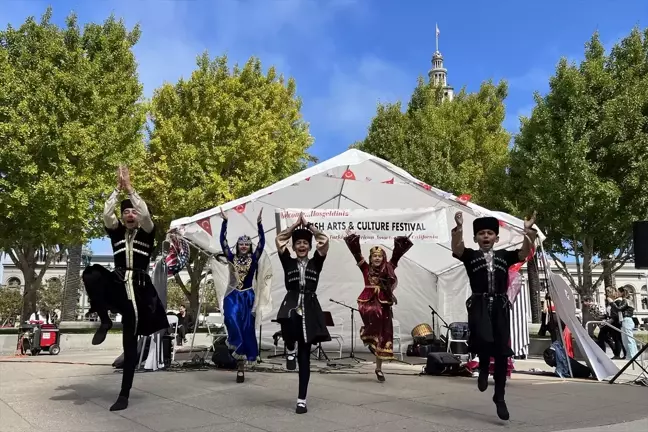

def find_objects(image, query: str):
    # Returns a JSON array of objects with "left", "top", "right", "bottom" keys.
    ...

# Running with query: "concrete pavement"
[{"left": 0, "top": 350, "right": 646, "bottom": 432}]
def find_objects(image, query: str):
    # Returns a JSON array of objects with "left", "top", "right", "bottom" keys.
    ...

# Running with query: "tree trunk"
[
  {"left": 527, "top": 256, "right": 542, "bottom": 323},
  {"left": 602, "top": 257, "right": 616, "bottom": 289},
  {"left": 61, "top": 244, "right": 82, "bottom": 321},
  {"left": 21, "top": 276, "right": 39, "bottom": 322},
  {"left": 580, "top": 236, "right": 595, "bottom": 329}
]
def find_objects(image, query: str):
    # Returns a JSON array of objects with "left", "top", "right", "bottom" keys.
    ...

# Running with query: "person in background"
[
  {"left": 611, "top": 287, "right": 638, "bottom": 359},
  {"left": 176, "top": 305, "right": 193, "bottom": 345}
]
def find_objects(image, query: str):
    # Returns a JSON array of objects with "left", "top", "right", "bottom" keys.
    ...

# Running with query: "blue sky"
[{"left": 1, "top": 0, "right": 646, "bottom": 262}]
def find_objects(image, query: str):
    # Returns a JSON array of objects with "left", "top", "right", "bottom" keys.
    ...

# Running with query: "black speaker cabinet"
[
  {"left": 424, "top": 352, "right": 461, "bottom": 375},
  {"left": 633, "top": 221, "right": 648, "bottom": 269}
]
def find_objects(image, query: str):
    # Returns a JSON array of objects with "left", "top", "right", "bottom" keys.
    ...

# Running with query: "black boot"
[
  {"left": 92, "top": 320, "right": 113, "bottom": 346},
  {"left": 109, "top": 395, "right": 129, "bottom": 411},
  {"left": 493, "top": 395, "right": 509, "bottom": 421},
  {"left": 477, "top": 371, "right": 488, "bottom": 392}
]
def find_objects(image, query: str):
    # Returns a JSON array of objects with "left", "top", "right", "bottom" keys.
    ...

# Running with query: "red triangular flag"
[
  {"left": 498, "top": 219, "right": 506, "bottom": 227},
  {"left": 305, "top": 177, "right": 311, "bottom": 181},
  {"left": 342, "top": 169, "right": 356, "bottom": 180},
  {"left": 382, "top": 178, "right": 394, "bottom": 184},
  {"left": 197, "top": 218, "right": 212, "bottom": 236},
  {"left": 457, "top": 194, "right": 472, "bottom": 205},
  {"left": 418, "top": 181, "right": 431, "bottom": 190},
  {"left": 234, "top": 203, "right": 247, "bottom": 214}
]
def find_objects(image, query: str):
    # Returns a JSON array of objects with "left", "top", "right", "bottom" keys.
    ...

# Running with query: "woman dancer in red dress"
[{"left": 344, "top": 233, "right": 413, "bottom": 381}]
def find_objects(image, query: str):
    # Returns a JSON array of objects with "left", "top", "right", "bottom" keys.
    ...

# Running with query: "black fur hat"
[{"left": 473, "top": 217, "right": 499, "bottom": 236}]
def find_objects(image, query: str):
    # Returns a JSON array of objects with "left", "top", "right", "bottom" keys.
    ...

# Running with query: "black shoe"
[
  {"left": 477, "top": 371, "right": 488, "bottom": 392},
  {"left": 109, "top": 395, "right": 129, "bottom": 412},
  {"left": 92, "top": 321, "right": 113, "bottom": 346},
  {"left": 236, "top": 371, "right": 245, "bottom": 383},
  {"left": 493, "top": 396, "right": 509, "bottom": 421},
  {"left": 296, "top": 402, "right": 307, "bottom": 414},
  {"left": 286, "top": 353, "right": 296, "bottom": 371},
  {"left": 375, "top": 370, "right": 386, "bottom": 382}
]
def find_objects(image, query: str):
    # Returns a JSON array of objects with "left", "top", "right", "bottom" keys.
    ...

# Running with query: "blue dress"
[{"left": 220, "top": 220, "right": 265, "bottom": 361}]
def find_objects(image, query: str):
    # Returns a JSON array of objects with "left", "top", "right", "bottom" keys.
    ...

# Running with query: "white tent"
[{"left": 170, "top": 149, "right": 544, "bottom": 352}]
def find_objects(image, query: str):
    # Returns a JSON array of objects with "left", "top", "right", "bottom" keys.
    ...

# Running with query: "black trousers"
[
  {"left": 120, "top": 304, "right": 138, "bottom": 399},
  {"left": 82, "top": 266, "right": 138, "bottom": 399},
  {"left": 282, "top": 313, "right": 312, "bottom": 400},
  {"left": 479, "top": 354, "right": 508, "bottom": 401}
]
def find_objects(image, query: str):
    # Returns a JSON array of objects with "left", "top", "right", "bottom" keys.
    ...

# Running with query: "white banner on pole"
[
  {"left": 549, "top": 272, "right": 620, "bottom": 380},
  {"left": 276, "top": 208, "right": 450, "bottom": 243}
]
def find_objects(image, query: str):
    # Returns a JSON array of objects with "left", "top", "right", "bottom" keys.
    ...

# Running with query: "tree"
[
  {"left": 0, "top": 287, "right": 21, "bottom": 325},
  {"left": 142, "top": 53, "right": 314, "bottom": 315},
  {"left": 355, "top": 78, "right": 511, "bottom": 208},
  {"left": 509, "top": 27, "right": 648, "bottom": 324},
  {"left": 38, "top": 278, "right": 65, "bottom": 321},
  {"left": 0, "top": 8, "right": 147, "bottom": 320}
]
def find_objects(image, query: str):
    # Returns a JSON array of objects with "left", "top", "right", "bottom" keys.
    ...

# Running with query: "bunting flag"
[
  {"left": 197, "top": 217, "right": 212, "bottom": 236},
  {"left": 234, "top": 203, "right": 246, "bottom": 213},
  {"left": 342, "top": 169, "right": 356, "bottom": 180},
  {"left": 456, "top": 194, "right": 472, "bottom": 205}
]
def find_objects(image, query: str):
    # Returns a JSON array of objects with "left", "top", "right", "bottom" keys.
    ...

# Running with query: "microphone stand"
[
  {"left": 330, "top": 298, "right": 365, "bottom": 362},
  {"left": 428, "top": 305, "right": 449, "bottom": 337}
]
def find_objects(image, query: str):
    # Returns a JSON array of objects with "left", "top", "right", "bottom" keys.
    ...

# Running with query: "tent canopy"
[{"left": 170, "top": 149, "right": 544, "bottom": 350}]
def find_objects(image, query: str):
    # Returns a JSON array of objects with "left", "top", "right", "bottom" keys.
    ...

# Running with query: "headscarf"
[{"left": 368, "top": 246, "right": 398, "bottom": 291}]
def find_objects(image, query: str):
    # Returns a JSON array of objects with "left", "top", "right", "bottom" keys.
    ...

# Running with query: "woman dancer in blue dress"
[{"left": 219, "top": 207, "right": 265, "bottom": 383}]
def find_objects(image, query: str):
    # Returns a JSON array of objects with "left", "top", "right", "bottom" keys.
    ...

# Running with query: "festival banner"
[{"left": 276, "top": 208, "right": 450, "bottom": 243}]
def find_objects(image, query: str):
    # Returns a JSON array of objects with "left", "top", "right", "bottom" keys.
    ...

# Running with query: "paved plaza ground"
[{"left": 0, "top": 350, "right": 646, "bottom": 432}]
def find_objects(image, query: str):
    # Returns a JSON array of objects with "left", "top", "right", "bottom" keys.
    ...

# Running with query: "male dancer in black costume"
[
  {"left": 451, "top": 211, "right": 537, "bottom": 421},
  {"left": 82, "top": 166, "right": 169, "bottom": 411},
  {"left": 275, "top": 213, "right": 331, "bottom": 414}
]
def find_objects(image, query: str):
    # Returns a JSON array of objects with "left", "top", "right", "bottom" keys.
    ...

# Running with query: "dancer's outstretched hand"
[
  {"left": 220, "top": 207, "right": 228, "bottom": 220},
  {"left": 454, "top": 211, "right": 463, "bottom": 227},
  {"left": 257, "top": 208, "right": 263, "bottom": 224},
  {"left": 524, "top": 211, "right": 537, "bottom": 230}
]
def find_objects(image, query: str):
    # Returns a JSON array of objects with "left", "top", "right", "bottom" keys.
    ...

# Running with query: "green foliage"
[
  {"left": 510, "top": 27, "right": 648, "bottom": 297},
  {"left": 355, "top": 77, "right": 511, "bottom": 208},
  {"left": 0, "top": 287, "right": 21, "bottom": 324},
  {"left": 167, "top": 278, "right": 218, "bottom": 313},
  {"left": 0, "top": 8, "right": 146, "bottom": 319},
  {"left": 0, "top": 7, "right": 147, "bottom": 247},
  {"left": 143, "top": 53, "right": 314, "bottom": 312},
  {"left": 38, "top": 277, "right": 65, "bottom": 317}
]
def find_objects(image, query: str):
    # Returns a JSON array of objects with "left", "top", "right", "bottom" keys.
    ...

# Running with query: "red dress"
[{"left": 345, "top": 235, "right": 413, "bottom": 359}]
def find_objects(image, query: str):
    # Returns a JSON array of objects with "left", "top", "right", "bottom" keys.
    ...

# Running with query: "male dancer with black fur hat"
[
  {"left": 82, "top": 166, "right": 169, "bottom": 411},
  {"left": 451, "top": 211, "right": 537, "bottom": 421},
  {"left": 275, "top": 212, "right": 331, "bottom": 414}
]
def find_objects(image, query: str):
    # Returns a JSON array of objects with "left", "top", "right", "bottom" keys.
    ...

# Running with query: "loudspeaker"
[
  {"left": 211, "top": 339, "right": 237, "bottom": 369},
  {"left": 424, "top": 352, "right": 461, "bottom": 375},
  {"left": 633, "top": 221, "right": 648, "bottom": 269}
]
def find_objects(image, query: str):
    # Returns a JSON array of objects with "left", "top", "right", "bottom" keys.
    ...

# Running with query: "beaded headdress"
[
  {"left": 370, "top": 246, "right": 384, "bottom": 255},
  {"left": 237, "top": 235, "right": 252, "bottom": 245}
]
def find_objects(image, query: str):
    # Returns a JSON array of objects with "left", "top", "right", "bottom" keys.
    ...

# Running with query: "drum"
[{"left": 411, "top": 323, "right": 433, "bottom": 339}]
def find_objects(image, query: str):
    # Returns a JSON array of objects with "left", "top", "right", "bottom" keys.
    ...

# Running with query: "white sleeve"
[
  {"left": 103, "top": 189, "right": 119, "bottom": 230},
  {"left": 128, "top": 190, "right": 154, "bottom": 233}
]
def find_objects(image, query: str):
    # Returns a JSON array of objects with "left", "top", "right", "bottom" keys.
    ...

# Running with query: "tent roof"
[{"left": 170, "top": 149, "right": 543, "bottom": 275}]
